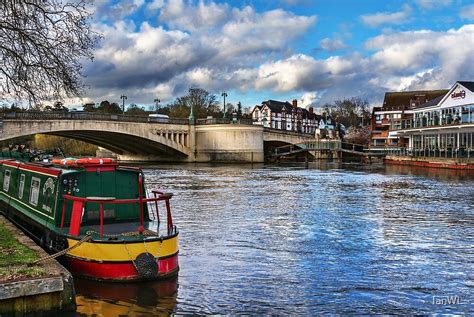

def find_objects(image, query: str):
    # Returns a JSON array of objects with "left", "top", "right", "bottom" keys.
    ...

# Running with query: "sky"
[{"left": 77, "top": 0, "right": 474, "bottom": 111}]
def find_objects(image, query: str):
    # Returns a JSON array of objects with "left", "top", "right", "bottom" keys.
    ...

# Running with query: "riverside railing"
[
  {"left": 392, "top": 117, "right": 474, "bottom": 130},
  {"left": 385, "top": 147, "right": 473, "bottom": 159}
]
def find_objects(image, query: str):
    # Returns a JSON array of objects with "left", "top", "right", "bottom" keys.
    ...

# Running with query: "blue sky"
[{"left": 79, "top": 0, "right": 474, "bottom": 111}]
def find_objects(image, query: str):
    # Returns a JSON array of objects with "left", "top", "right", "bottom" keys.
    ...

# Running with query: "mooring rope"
[
  {"left": 30, "top": 229, "right": 161, "bottom": 265},
  {"left": 30, "top": 232, "right": 92, "bottom": 265}
]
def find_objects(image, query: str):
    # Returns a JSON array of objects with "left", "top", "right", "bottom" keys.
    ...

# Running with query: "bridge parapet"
[{"left": 1, "top": 111, "right": 190, "bottom": 125}]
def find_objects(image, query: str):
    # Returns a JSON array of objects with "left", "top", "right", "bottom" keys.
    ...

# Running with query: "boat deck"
[{"left": 63, "top": 221, "right": 174, "bottom": 240}]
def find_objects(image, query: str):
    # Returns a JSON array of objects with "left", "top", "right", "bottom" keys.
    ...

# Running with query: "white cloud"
[
  {"left": 146, "top": 0, "right": 164, "bottom": 11},
  {"left": 365, "top": 25, "right": 474, "bottom": 90},
  {"left": 460, "top": 4, "right": 474, "bottom": 20},
  {"left": 83, "top": 0, "right": 474, "bottom": 108},
  {"left": 160, "top": 0, "right": 230, "bottom": 31},
  {"left": 360, "top": 5, "right": 412, "bottom": 28},
  {"left": 319, "top": 38, "right": 348, "bottom": 51},
  {"left": 83, "top": 1, "right": 316, "bottom": 104},
  {"left": 415, "top": 0, "right": 452, "bottom": 10},
  {"left": 300, "top": 92, "right": 321, "bottom": 108}
]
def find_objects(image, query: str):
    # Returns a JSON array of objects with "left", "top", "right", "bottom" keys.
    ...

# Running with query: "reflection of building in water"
[{"left": 75, "top": 277, "right": 178, "bottom": 316}]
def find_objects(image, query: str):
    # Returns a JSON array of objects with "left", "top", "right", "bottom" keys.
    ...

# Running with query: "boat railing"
[{"left": 60, "top": 191, "right": 174, "bottom": 239}]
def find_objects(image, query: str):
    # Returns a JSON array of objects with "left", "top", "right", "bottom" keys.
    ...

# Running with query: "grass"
[{"left": 0, "top": 224, "right": 46, "bottom": 281}]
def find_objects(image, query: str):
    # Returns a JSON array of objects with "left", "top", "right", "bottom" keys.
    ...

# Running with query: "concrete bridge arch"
[{"left": 0, "top": 119, "right": 191, "bottom": 161}]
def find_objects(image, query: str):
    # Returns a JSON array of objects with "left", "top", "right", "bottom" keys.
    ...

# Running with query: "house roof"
[
  {"left": 254, "top": 99, "right": 325, "bottom": 120},
  {"left": 413, "top": 94, "right": 445, "bottom": 110},
  {"left": 262, "top": 100, "right": 292, "bottom": 113},
  {"left": 458, "top": 81, "right": 474, "bottom": 92},
  {"left": 382, "top": 90, "right": 448, "bottom": 111}
]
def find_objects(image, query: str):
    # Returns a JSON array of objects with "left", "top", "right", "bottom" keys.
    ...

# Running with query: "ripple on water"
[{"left": 75, "top": 164, "right": 474, "bottom": 315}]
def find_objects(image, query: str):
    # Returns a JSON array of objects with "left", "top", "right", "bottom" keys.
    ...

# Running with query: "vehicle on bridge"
[
  {"left": 148, "top": 113, "right": 170, "bottom": 123},
  {"left": 0, "top": 155, "right": 179, "bottom": 281}
]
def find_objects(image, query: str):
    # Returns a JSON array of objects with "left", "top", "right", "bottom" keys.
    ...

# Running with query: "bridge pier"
[{"left": 114, "top": 125, "right": 265, "bottom": 163}]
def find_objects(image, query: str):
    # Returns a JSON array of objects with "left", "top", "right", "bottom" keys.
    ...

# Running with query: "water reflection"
[
  {"left": 75, "top": 277, "right": 178, "bottom": 316},
  {"left": 383, "top": 164, "right": 474, "bottom": 182}
]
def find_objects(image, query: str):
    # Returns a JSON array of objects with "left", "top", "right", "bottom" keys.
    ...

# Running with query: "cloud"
[
  {"left": 299, "top": 92, "right": 322, "bottom": 108},
  {"left": 83, "top": 1, "right": 316, "bottom": 103},
  {"left": 460, "top": 4, "right": 474, "bottom": 20},
  {"left": 83, "top": 1, "right": 474, "bottom": 108},
  {"left": 319, "top": 38, "right": 349, "bottom": 51},
  {"left": 146, "top": 0, "right": 164, "bottom": 11},
  {"left": 415, "top": 0, "right": 452, "bottom": 10},
  {"left": 252, "top": 24, "right": 474, "bottom": 104},
  {"left": 360, "top": 5, "right": 412, "bottom": 28},
  {"left": 93, "top": 0, "right": 145, "bottom": 21},
  {"left": 365, "top": 25, "right": 474, "bottom": 90}
]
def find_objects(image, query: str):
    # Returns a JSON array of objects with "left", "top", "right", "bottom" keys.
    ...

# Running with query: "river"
[{"left": 74, "top": 162, "right": 474, "bottom": 315}]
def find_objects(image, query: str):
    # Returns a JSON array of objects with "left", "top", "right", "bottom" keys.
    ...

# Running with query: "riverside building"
[
  {"left": 386, "top": 81, "right": 474, "bottom": 169},
  {"left": 251, "top": 99, "right": 319, "bottom": 134},
  {"left": 370, "top": 89, "right": 448, "bottom": 150}
]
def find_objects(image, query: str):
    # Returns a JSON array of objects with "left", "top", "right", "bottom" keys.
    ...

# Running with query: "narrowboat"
[{"left": 0, "top": 155, "right": 179, "bottom": 281}]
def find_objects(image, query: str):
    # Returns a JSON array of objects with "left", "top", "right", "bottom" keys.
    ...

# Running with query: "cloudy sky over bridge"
[{"left": 80, "top": 0, "right": 474, "bottom": 109}]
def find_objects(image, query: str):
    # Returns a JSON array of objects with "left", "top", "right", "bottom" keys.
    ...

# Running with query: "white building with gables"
[
  {"left": 389, "top": 81, "right": 474, "bottom": 158},
  {"left": 251, "top": 99, "right": 319, "bottom": 134}
]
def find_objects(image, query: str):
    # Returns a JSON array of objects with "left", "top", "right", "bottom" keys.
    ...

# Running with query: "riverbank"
[
  {"left": 0, "top": 215, "right": 75, "bottom": 314},
  {"left": 384, "top": 154, "right": 474, "bottom": 169}
]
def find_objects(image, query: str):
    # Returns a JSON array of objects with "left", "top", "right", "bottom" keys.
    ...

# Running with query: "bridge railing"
[
  {"left": 0, "top": 111, "right": 188, "bottom": 124},
  {"left": 0, "top": 111, "right": 258, "bottom": 126}
]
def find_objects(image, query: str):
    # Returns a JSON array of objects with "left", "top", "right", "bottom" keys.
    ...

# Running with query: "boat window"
[
  {"left": 86, "top": 209, "right": 116, "bottom": 221},
  {"left": 29, "top": 177, "right": 41, "bottom": 206},
  {"left": 18, "top": 174, "right": 25, "bottom": 199},
  {"left": 3, "top": 170, "right": 11, "bottom": 192}
]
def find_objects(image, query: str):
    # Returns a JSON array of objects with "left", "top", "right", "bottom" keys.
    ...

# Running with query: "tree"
[
  {"left": 52, "top": 101, "right": 68, "bottom": 112},
  {"left": 237, "top": 101, "right": 242, "bottom": 118},
  {"left": 324, "top": 97, "right": 370, "bottom": 128},
  {"left": 126, "top": 104, "right": 147, "bottom": 116},
  {"left": 82, "top": 102, "right": 96, "bottom": 112},
  {"left": 97, "top": 100, "right": 121, "bottom": 114},
  {"left": 168, "top": 88, "right": 219, "bottom": 118},
  {"left": 0, "top": 1, "right": 99, "bottom": 104}
]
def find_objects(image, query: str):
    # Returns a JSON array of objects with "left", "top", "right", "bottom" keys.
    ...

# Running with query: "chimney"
[
  {"left": 292, "top": 99, "right": 297, "bottom": 109},
  {"left": 309, "top": 107, "right": 314, "bottom": 114}
]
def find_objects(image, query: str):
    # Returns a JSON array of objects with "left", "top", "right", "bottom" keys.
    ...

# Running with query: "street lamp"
[
  {"left": 120, "top": 94, "right": 127, "bottom": 115},
  {"left": 154, "top": 98, "right": 160, "bottom": 113},
  {"left": 221, "top": 91, "right": 228, "bottom": 118}
]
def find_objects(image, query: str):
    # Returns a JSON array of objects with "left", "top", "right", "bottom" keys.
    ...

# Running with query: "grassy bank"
[{"left": 0, "top": 223, "right": 45, "bottom": 282}]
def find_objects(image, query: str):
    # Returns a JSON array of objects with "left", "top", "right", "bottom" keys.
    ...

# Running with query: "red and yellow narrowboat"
[{"left": 0, "top": 155, "right": 179, "bottom": 281}]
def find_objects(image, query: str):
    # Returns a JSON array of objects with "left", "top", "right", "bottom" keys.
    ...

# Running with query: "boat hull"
[
  {"left": 65, "top": 234, "right": 179, "bottom": 281},
  {"left": 66, "top": 253, "right": 179, "bottom": 281}
]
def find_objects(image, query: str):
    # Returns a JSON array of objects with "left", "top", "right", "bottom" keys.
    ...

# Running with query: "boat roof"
[{"left": 0, "top": 159, "right": 130, "bottom": 176}]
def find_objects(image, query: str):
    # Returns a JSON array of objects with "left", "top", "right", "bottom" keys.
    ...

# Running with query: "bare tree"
[{"left": 0, "top": 0, "right": 99, "bottom": 104}]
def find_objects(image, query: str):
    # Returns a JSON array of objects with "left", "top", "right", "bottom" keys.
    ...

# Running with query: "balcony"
[{"left": 392, "top": 116, "right": 474, "bottom": 130}]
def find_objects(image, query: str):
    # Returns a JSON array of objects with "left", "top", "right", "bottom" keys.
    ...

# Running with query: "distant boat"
[{"left": 0, "top": 155, "right": 179, "bottom": 281}]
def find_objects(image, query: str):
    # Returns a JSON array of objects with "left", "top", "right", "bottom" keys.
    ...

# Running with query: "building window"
[
  {"left": 18, "top": 174, "right": 25, "bottom": 199},
  {"left": 3, "top": 170, "right": 11, "bottom": 192},
  {"left": 29, "top": 177, "right": 41, "bottom": 206}
]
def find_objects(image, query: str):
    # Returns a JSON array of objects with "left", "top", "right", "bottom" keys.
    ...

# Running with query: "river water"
[{"left": 75, "top": 162, "right": 474, "bottom": 315}]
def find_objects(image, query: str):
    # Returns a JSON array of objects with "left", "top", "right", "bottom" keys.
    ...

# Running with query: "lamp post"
[
  {"left": 154, "top": 98, "right": 160, "bottom": 113},
  {"left": 221, "top": 91, "right": 228, "bottom": 118},
  {"left": 120, "top": 94, "right": 127, "bottom": 115}
]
